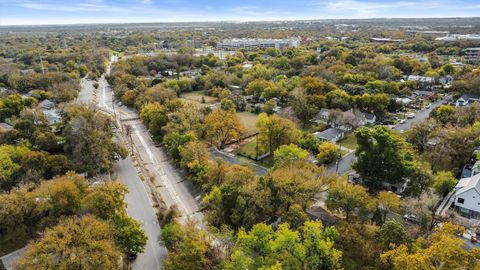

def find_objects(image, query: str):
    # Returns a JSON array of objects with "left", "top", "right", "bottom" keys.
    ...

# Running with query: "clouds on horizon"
[{"left": 1, "top": 0, "right": 479, "bottom": 25}]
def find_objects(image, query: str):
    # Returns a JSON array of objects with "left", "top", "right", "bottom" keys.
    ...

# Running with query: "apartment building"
[
  {"left": 465, "top": 48, "right": 480, "bottom": 64},
  {"left": 217, "top": 38, "right": 300, "bottom": 50}
]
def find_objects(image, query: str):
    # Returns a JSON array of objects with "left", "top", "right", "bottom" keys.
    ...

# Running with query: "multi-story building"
[
  {"left": 465, "top": 48, "right": 480, "bottom": 64},
  {"left": 217, "top": 38, "right": 300, "bottom": 51}
]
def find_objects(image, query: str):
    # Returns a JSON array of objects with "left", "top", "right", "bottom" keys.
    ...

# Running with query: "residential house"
[
  {"left": 37, "top": 99, "right": 61, "bottom": 125},
  {"left": 228, "top": 85, "right": 243, "bottom": 94},
  {"left": 43, "top": 109, "right": 62, "bottom": 125},
  {"left": 38, "top": 99, "right": 55, "bottom": 110},
  {"left": 0, "top": 122, "right": 13, "bottom": 132},
  {"left": 395, "top": 97, "right": 414, "bottom": 105},
  {"left": 313, "top": 128, "right": 345, "bottom": 143},
  {"left": 454, "top": 173, "right": 480, "bottom": 219},
  {"left": 310, "top": 108, "right": 376, "bottom": 128},
  {"left": 361, "top": 111, "right": 377, "bottom": 125},
  {"left": 383, "top": 181, "right": 409, "bottom": 194},
  {"left": 438, "top": 75, "right": 454, "bottom": 86},
  {"left": 310, "top": 108, "right": 332, "bottom": 124},
  {"left": 406, "top": 75, "right": 434, "bottom": 84},
  {"left": 456, "top": 94, "right": 480, "bottom": 107}
]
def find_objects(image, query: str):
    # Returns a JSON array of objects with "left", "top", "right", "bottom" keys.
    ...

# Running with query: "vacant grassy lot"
[
  {"left": 237, "top": 111, "right": 259, "bottom": 134},
  {"left": 180, "top": 91, "right": 218, "bottom": 105},
  {"left": 236, "top": 139, "right": 260, "bottom": 159},
  {"left": 337, "top": 132, "right": 357, "bottom": 150}
]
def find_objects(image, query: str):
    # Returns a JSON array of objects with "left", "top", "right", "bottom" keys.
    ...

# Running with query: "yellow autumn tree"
[{"left": 205, "top": 108, "right": 244, "bottom": 149}]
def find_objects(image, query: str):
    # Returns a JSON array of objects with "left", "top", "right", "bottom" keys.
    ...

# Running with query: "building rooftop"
[
  {"left": 314, "top": 127, "right": 344, "bottom": 141},
  {"left": 456, "top": 174, "right": 480, "bottom": 196},
  {"left": 0, "top": 122, "right": 13, "bottom": 131},
  {"left": 459, "top": 93, "right": 480, "bottom": 101}
]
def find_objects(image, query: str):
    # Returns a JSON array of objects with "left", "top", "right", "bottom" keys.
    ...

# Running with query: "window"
[{"left": 458, "top": 198, "right": 465, "bottom": 204}]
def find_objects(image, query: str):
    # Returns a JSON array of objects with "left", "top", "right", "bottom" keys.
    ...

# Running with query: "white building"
[
  {"left": 406, "top": 75, "right": 434, "bottom": 84},
  {"left": 436, "top": 34, "right": 480, "bottom": 42},
  {"left": 454, "top": 174, "right": 480, "bottom": 219},
  {"left": 455, "top": 94, "right": 480, "bottom": 107},
  {"left": 465, "top": 48, "right": 480, "bottom": 65},
  {"left": 217, "top": 38, "right": 300, "bottom": 51}
]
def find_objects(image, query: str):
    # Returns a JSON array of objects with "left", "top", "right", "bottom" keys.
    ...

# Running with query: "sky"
[{"left": 0, "top": 0, "right": 480, "bottom": 26}]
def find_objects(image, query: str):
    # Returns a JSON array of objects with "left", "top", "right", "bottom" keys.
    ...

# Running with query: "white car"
[
  {"left": 399, "top": 119, "right": 406, "bottom": 124},
  {"left": 407, "top": 113, "right": 415, "bottom": 119}
]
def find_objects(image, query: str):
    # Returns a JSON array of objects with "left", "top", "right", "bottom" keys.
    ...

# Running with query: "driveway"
[{"left": 327, "top": 97, "right": 445, "bottom": 174}]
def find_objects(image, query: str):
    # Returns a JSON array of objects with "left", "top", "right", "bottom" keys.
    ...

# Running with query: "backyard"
[{"left": 337, "top": 132, "right": 357, "bottom": 150}]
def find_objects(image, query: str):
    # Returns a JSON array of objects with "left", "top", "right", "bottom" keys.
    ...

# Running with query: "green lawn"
[
  {"left": 337, "top": 132, "right": 357, "bottom": 150},
  {"left": 236, "top": 139, "right": 261, "bottom": 159},
  {"left": 237, "top": 111, "right": 259, "bottom": 134}
]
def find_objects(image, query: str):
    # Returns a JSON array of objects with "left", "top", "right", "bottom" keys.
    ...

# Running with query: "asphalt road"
[
  {"left": 77, "top": 78, "right": 95, "bottom": 105},
  {"left": 99, "top": 55, "right": 205, "bottom": 221},
  {"left": 327, "top": 97, "right": 446, "bottom": 175},
  {"left": 78, "top": 56, "right": 168, "bottom": 270},
  {"left": 393, "top": 97, "right": 445, "bottom": 131},
  {"left": 115, "top": 158, "right": 166, "bottom": 270}
]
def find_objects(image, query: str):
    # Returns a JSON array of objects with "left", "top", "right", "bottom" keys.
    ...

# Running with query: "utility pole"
[{"left": 256, "top": 133, "right": 259, "bottom": 161}]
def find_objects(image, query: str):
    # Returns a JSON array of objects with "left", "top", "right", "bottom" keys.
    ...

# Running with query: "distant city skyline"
[{"left": 1, "top": 0, "right": 480, "bottom": 26}]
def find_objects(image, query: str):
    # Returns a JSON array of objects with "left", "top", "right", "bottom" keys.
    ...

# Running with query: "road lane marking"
[{"left": 134, "top": 128, "right": 188, "bottom": 216}]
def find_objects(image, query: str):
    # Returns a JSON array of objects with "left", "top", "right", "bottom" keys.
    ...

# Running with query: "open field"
[
  {"left": 179, "top": 91, "right": 218, "bottom": 104},
  {"left": 237, "top": 111, "right": 259, "bottom": 134}
]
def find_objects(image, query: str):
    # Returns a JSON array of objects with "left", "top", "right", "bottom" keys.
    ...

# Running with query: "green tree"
[
  {"left": 257, "top": 113, "right": 300, "bottom": 153},
  {"left": 376, "top": 219, "right": 409, "bottom": 249},
  {"left": 179, "top": 140, "right": 209, "bottom": 182},
  {"left": 353, "top": 126, "right": 417, "bottom": 192},
  {"left": 268, "top": 162, "right": 335, "bottom": 214},
  {"left": 205, "top": 108, "right": 244, "bottom": 149},
  {"left": 160, "top": 220, "right": 223, "bottom": 270},
  {"left": 316, "top": 142, "right": 342, "bottom": 165},
  {"left": 326, "top": 180, "right": 374, "bottom": 221},
  {"left": 63, "top": 106, "right": 126, "bottom": 175},
  {"left": 381, "top": 223, "right": 480, "bottom": 270},
  {"left": 431, "top": 105, "right": 455, "bottom": 126},
  {"left": 273, "top": 144, "right": 309, "bottom": 167},
  {"left": 263, "top": 99, "right": 276, "bottom": 115},
  {"left": 163, "top": 131, "right": 197, "bottom": 161},
  {"left": 291, "top": 96, "right": 319, "bottom": 126},
  {"left": 377, "top": 191, "right": 401, "bottom": 224},
  {"left": 140, "top": 102, "right": 168, "bottom": 139},
  {"left": 109, "top": 213, "right": 147, "bottom": 256},
  {"left": 16, "top": 215, "right": 121, "bottom": 270},
  {"left": 81, "top": 182, "right": 128, "bottom": 219},
  {"left": 432, "top": 171, "right": 456, "bottom": 196},
  {"left": 227, "top": 221, "right": 342, "bottom": 269}
]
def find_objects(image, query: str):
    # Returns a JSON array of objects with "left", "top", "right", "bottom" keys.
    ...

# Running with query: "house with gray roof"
[
  {"left": 310, "top": 108, "right": 332, "bottom": 124},
  {"left": 313, "top": 128, "right": 345, "bottom": 143},
  {"left": 454, "top": 174, "right": 480, "bottom": 219},
  {"left": 456, "top": 94, "right": 480, "bottom": 107}
]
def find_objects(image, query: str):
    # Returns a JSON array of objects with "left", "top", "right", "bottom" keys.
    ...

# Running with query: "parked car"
[
  {"left": 403, "top": 214, "right": 419, "bottom": 223},
  {"left": 407, "top": 113, "right": 415, "bottom": 119},
  {"left": 399, "top": 119, "right": 406, "bottom": 124}
]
